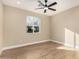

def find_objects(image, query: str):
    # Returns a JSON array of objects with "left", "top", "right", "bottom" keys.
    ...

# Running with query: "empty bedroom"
[{"left": 0, "top": 0, "right": 79, "bottom": 59}]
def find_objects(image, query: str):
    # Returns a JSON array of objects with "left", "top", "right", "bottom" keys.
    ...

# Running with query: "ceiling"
[{"left": 2, "top": 0, "right": 79, "bottom": 16}]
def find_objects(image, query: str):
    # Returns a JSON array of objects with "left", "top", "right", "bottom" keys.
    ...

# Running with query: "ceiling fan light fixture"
[
  {"left": 44, "top": 7, "right": 48, "bottom": 10},
  {"left": 37, "top": 0, "right": 57, "bottom": 13}
]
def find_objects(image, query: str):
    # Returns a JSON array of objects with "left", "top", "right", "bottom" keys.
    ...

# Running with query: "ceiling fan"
[{"left": 37, "top": 0, "right": 57, "bottom": 13}]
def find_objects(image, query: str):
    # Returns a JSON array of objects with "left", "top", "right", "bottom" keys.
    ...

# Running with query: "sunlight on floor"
[{"left": 56, "top": 46, "right": 79, "bottom": 51}]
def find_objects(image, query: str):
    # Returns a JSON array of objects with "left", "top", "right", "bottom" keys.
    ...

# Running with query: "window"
[{"left": 26, "top": 16, "right": 40, "bottom": 33}]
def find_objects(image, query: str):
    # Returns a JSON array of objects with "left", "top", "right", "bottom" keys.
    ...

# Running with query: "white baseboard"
[
  {"left": 1, "top": 39, "right": 73, "bottom": 52},
  {"left": 1, "top": 40, "right": 50, "bottom": 52},
  {"left": 50, "top": 40, "right": 64, "bottom": 45},
  {"left": 1, "top": 39, "right": 78, "bottom": 54},
  {"left": 51, "top": 40, "right": 75, "bottom": 48}
]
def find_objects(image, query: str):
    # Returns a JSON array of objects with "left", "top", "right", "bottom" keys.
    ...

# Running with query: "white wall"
[
  {"left": 3, "top": 5, "right": 51, "bottom": 48},
  {"left": 51, "top": 6, "right": 79, "bottom": 47},
  {"left": 0, "top": 1, "right": 3, "bottom": 53},
  {"left": 2, "top": 2, "right": 79, "bottom": 50}
]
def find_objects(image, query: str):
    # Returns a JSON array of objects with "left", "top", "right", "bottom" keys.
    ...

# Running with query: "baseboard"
[
  {"left": 50, "top": 40, "right": 64, "bottom": 45},
  {"left": 51, "top": 40, "right": 75, "bottom": 48},
  {"left": 1, "top": 39, "right": 78, "bottom": 54},
  {"left": 0, "top": 40, "right": 63, "bottom": 55},
  {"left": 1, "top": 40, "right": 50, "bottom": 52}
]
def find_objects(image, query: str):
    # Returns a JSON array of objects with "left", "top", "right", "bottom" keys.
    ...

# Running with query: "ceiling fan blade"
[
  {"left": 48, "top": 8, "right": 56, "bottom": 11},
  {"left": 44, "top": 9, "right": 46, "bottom": 13},
  {"left": 45, "top": 0, "right": 48, "bottom": 3},
  {"left": 48, "top": 2, "right": 57, "bottom": 7},
  {"left": 35, "top": 7, "right": 44, "bottom": 10},
  {"left": 38, "top": 0, "right": 44, "bottom": 6}
]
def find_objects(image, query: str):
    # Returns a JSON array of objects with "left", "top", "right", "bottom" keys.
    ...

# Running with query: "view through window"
[{"left": 26, "top": 16, "right": 40, "bottom": 33}]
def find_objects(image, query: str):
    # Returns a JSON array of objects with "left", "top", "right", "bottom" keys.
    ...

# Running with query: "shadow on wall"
[{"left": 65, "top": 28, "right": 79, "bottom": 48}]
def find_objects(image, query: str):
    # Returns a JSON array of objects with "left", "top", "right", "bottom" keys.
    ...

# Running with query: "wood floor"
[{"left": 0, "top": 41, "right": 79, "bottom": 59}]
